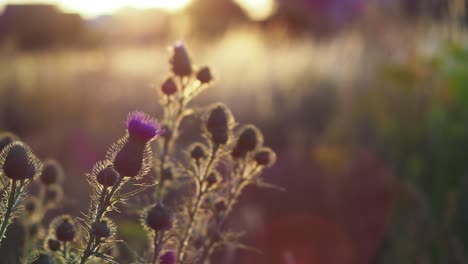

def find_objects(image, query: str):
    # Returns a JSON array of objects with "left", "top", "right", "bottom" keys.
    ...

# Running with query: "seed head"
[
  {"left": 46, "top": 238, "right": 61, "bottom": 251},
  {"left": 145, "top": 203, "right": 173, "bottom": 231},
  {"left": 40, "top": 160, "right": 63, "bottom": 186},
  {"left": 254, "top": 147, "right": 276, "bottom": 167},
  {"left": 0, "top": 132, "right": 19, "bottom": 152},
  {"left": 127, "top": 111, "right": 165, "bottom": 143},
  {"left": 96, "top": 165, "right": 119, "bottom": 187},
  {"left": 189, "top": 143, "right": 206, "bottom": 160},
  {"left": 232, "top": 125, "right": 262, "bottom": 158},
  {"left": 206, "top": 104, "right": 233, "bottom": 145},
  {"left": 161, "top": 77, "right": 178, "bottom": 95},
  {"left": 54, "top": 216, "right": 76, "bottom": 242},
  {"left": 0, "top": 141, "right": 41, "bottom": 181},
  {"left": 196, "top": 66, "right": 213, "bottom": 84},
  {"left": 170, "top": 41, "right": 192, "bottom": 77},
  {"left": 160, "top": 251, "right": 176, "bottom": 264}
]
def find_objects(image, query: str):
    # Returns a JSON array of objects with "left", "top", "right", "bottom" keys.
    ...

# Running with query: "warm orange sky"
[{"left": 2, "top": 0, "right": 276, "bottom": 20}]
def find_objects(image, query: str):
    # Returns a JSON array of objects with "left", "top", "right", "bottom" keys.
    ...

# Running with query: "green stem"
[{"left": 0, "top": 180, "right": 17, "bottom": 247}]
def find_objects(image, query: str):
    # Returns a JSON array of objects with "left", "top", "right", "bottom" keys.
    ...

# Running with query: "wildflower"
[
  {"left": 126, "top": 111, "right": 165, "bottom": 144},
  {"left": 0, "top": 132, "right": 19, "bottom": 152},
  {"left": 232, "top": 125, "right": 262, "bottom": 158},
  {"left": 254, "top": 147, "right": 277, "bottom": 167},
  {"left": 54, "top": 216, "right": 76, "bottom": 242},
  {"left": 1, "top": 142, "right": 41, "bottom": 181},
  {"left": 206, "top": 104, "right": 233, "bottom": 145},
  {"left": 145, "top": 203, "right": 173, "bottom": 231},
  {"left": 40, "top": 160, "right": 63, "bottom": 186},
  {"left": 170, "top": 41, "right": 192, "bottom": 77},
  {"left": 96, "top": 165, "right": 119, "bottom": 188},
  {"left": 160, "top": 251, "right": 176, "bottom": 264},
  {"left": 189, "top": 143, "right": 206, "bottom": 160},
  {"left": 113, "top": 112, "right": 164, "bottom": 178},
  {"left": 196, "top": 66, "right": 213, "bottom": 84},
  {"left": 46, "top": 238, "right": 61, "bottom": 251},
  {"left": 162, "top": 77, "right": 178, "bottom": 96}
]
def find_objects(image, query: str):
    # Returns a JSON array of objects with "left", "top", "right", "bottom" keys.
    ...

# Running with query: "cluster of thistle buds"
[{"left": 0, "top": 41, "right": 276, "bottom": 264}]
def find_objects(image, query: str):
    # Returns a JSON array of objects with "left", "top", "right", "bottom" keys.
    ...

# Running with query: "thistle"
[
  {"left": 77, "top": 111, "right": 163, "bottom": 264},
  {"left": 0, "top": 141, "right": 42, "bottom": 247}
]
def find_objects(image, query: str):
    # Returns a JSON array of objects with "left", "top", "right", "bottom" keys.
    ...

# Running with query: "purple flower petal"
[{"left": 126, "top": 111, "right": 165, "bottom": 143}]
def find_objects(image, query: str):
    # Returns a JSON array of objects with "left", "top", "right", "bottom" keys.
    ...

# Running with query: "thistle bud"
[
  {"left": 92, "top": 220, "right": 112, "bottom": 238},
  {"left": 189, "top": 143, "right": 206, "bottom": 160},
  {"left": 206, "top": 172, "right": 219, "bottom": 188},
  {"left": 25, "top": 197, "right": 39, "bottom": 215},
  {"left": 46, "top": 238, "right": 61, "bottom": 251},
  {"left": 0, "top": 132, "right": 19, "bottom": 152},
  {"left": 145, "top": 203, "right": 173, "bottom": 231},
  {"left": 160, "top": 251, "right": 176, "bottom": 264},
  {"left": 170, "top": 42, "right": 192, "bottom": 77},
  {"left": 113, "top": 141, "right": 147, "bottom": 178},
  {"left": 254, "top": 147, "right": 276, "bottom": 167},
  {"left": 40, "top": 160, "right": 63, "bottom": 186},
  {"left": 161, "top": 77, "right": 178, "bottom": 96},
  {"left": 196, "top": 66, "right": 213, "bottom": 84},
  {"left": 54, "top": 217, "right": 76, "bottom": 242},
  {"left": 96, "top": 165, "right": 119, "bottom": 187},
  {"left": 1, "top": 142, "right": 41, "bottom": 181},
  {"left": 161, "top": 167, "right": 173, "bottom": 182},
  {"left": 232, "top": 125, "right": 262, "bottom": 158},
  {"left": 44, "top": 185, "right": 63, "bottom": 205},
  {"left": 206, "top": 104, "right": 233, "bottom": 145}
]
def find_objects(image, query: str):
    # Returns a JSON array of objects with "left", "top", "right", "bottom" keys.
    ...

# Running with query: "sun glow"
[
  {"left": 235, "top": 0, "right": 276, "bottom": 20},
  {"left": 3, "top": 0, "right": 192, "bottom": 17}
]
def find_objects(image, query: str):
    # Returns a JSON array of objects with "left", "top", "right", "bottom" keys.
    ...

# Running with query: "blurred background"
[{"left": 1, "top": 0, "right": 468, "bottom": 263}]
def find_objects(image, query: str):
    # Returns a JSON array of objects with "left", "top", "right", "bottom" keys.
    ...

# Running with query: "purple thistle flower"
[
  {"left": 127, "top": 111, "right": 165, "bottom": 143},
  {"left": 160, "top": 251, "right": 176, "bottom": 264}
]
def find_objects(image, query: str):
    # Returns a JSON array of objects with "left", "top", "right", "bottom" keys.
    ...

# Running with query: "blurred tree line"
[{"left": 1, "top": 0, "right": 467, "bottom": 50}]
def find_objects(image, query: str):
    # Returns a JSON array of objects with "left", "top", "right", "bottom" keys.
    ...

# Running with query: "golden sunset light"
[
  {"left": 2, "top": 0, "right": 276, "bottom": 19},
  {"left": 2, "top": 0, "right": 192, "bottom": 17},
  {"left": 235, "top": 0, "right": 276, "bottom": 20}
]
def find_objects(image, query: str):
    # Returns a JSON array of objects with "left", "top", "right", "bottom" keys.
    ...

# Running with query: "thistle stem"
[
  {"left": 79, "top": 175, "right": 123, "bottom": 264},
  {"left": 0, "top": 179, "right": 17, "bottom": 247},
  {"left": 177, "top": 145, "right": 219, "bottom": 263},
  {"left": 152, "top": 231, "right": 164, "bottom": 264}
]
